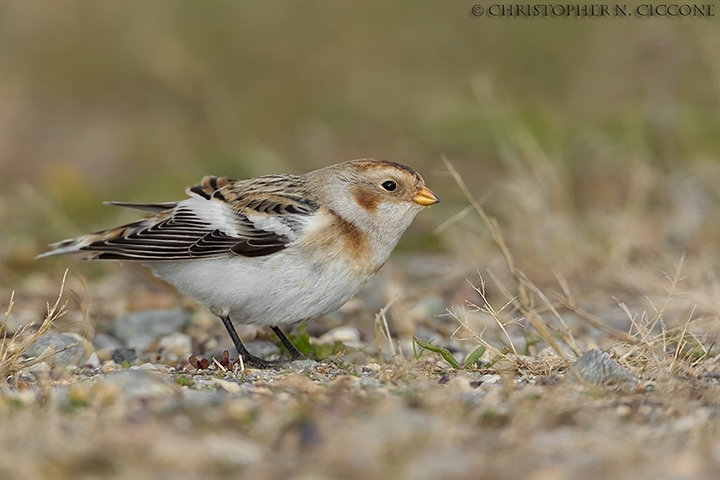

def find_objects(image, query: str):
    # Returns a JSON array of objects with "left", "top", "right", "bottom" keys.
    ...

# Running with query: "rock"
[
  {"left": 111, "top": 347, "right": 138, "bottom": 364},
  {"left": 24, "top": 361, "right": 50, "bottom": 373},
  {"left": 132, "top": 363, "right": 159, "bottom": 371},
  {"left": 212, "top": 378, "right": 242, "bottom": 393},
  {"left": 478, "top": 374, "right": 501, "bottom": 385},
  {"left": 246, "top": 341, "right": 282, "bottom": 360},
  {"left": 93, "top": 333, "right": 123, "bottom": 351},
  {"left": 101, "top": 360, "right": 118, "bottom": 373},
  {"left": 24, "top": 333, "right": 93, "bottom": 367},
  {"left": 101, "top": 369, "right": 178, "bottom": 400},
  {"left": 288, "top": 358, "right": 320, "bottom": 371},
  {"left": 318, "top": 325, "right": 361, "bottom": 345},
  {"left": 111, "top": 309, "right": 193, "bottom": 352},
  {"left": 86, "top": 352, "right": 101, "bottom": 368},
  {"left": 339, "top": 351, "right": 367, "bottom": 365},
  {"left": 362, "top": 363, "right": 381, "bottom": 373},
  {"left": 158, "top": 332, "right": 193, "bottom": 358},
  {"left": 572, "top": 349, "right": 637, "bottom": 385},
  {"left": 359, "top": 377, "right": 382, "bottom": 389}
]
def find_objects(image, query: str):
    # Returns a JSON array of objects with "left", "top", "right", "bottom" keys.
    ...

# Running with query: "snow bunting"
[{"left": 39, "top": 158, "right": 439, "bottom": 367}]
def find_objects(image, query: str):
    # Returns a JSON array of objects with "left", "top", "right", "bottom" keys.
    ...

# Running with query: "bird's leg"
[
  {"left": 271, "top": 326, "right": 306, "bottom": 360},
  {"left": 219, "top": 315, "right": 273, "bottom": 368}
]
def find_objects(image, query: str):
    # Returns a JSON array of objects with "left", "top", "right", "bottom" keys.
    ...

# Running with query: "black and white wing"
[{"left": 38, "top": 175, "right": 320, "bottom": 261}]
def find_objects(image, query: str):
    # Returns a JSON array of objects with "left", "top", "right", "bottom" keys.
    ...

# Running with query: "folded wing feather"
[{"left": 40, "top": 186, "right": 317, "bottom": 261}]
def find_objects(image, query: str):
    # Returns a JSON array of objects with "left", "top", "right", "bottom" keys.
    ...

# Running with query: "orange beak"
[{"left": 413, "top": 186, "right": 440, "bottom": 206}]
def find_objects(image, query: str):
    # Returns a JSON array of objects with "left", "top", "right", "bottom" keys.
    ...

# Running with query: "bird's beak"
[{"left": 413, "top": 186, "right": 441, "bottom": 206}]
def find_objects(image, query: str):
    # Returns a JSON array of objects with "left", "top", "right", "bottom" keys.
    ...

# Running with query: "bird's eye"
[{"left": 381, "top": 180, "right": 397, "bottom": 191}]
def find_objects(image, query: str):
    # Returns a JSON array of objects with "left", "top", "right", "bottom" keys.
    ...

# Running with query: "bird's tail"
[{"left": 36, "top": 201, "right": 177, "bottom": 259}]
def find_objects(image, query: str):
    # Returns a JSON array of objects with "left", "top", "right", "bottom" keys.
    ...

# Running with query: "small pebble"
[
  {"left": 86, "top": 352, "right": 101, "bottom": 368},
  {"left": 245, "top": 341, "right": 282, "bottom": 361},
  {"left": 340, "top": 351, "right": 367, "bottom": 365},
  {"left": 572, "top": 349, "right": 637, "bottom": 385},
  {"left": 212, "top": 378, "right": 242, "bottom": 393},
  {"left": 288, "top": 358, "right": 320, "bottom": 372},
  {"left": 479, "top": 374, "right": 501, "bottom": 385},
  {"left": 101, "top": 360, "right": 118, "bottom": 373},
  {"left": 135, "top": 363, "right": 158, "bottom": 371},
  {"left": 318, "top": 325, "right": 361, "bottom": 345},
  {"left": 359, "top": 377, "right": 382, "bottom": 389},
  {"left": 111, "top": 347, "right": 138, "bottom": 364},
  {"left": 362, "top": 363, "right": 381, "bottom": 373},
  {"left": 158, "top": 332, "right": 193, "bottom": 357}
]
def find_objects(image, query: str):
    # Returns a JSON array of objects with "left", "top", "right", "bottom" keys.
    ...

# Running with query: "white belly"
[{"left": 146, "top": 252, "right": 368, "bottom": 326}]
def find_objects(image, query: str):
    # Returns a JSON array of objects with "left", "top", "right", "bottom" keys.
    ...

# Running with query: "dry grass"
[{"left": 0, "top": 270, "right": 70, "bottom": 381}]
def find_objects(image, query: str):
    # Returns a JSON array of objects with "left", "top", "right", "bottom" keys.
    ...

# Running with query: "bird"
[{"left": 38, "top": 158, "right": 440, "bottom": 367}]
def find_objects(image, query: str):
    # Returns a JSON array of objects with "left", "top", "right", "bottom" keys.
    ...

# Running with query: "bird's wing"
[
  {"left": 39, "top": 175, "right": 320, "bottom": 261},
  {"left": 103, "top": 201, "right": 178, "bottom": 214}
]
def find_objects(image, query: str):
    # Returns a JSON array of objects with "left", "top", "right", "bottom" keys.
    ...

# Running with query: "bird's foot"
[
  {"left": 239, "top": 351, "right": 279, "bottom": 369},
  {"left": 289, "top": 351, "right": 307, "bottom": 361},
  {"left": 189, "top": 349, "right": 279, "bottom": 370}
]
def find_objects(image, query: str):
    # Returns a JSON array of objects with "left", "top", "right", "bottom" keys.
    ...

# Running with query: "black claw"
[
  {"left": 219, "top": 315, "right": 306, "bottom": 368},
  {"left": 239, "top": 353, "right": 277, "bottom": 369}
]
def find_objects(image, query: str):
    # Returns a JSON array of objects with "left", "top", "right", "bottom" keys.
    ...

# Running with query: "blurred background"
[{"left": 2, "top": 1, "right": 720, "bottom": 325}]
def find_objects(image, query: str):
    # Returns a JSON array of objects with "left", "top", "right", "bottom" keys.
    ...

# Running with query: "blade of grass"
[
  {"left": 413, "top": 337, "right": 462, "bottom": 369},
  {"left": 464, "top": 345, "right": 487, "bottom": 368},
  {"left": 374, "top": 296, "right": 399, "bottom": 360}
]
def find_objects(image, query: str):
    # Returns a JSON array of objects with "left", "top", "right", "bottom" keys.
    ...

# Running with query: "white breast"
[{"left": 146, "top": 249, "right": 368, "bottom": 326}]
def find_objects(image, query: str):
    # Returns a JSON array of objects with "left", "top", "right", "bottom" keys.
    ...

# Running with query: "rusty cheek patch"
[{"left": 351, "top": 185, "right": 380, "bottom": 213}]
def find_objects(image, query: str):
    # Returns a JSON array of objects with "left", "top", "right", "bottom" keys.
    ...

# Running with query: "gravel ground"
[
  {"left": 3, "top": 257, "right": 720, "bottom": 480},
  {"left": 3, "top": 354, "right": 720, "bottom": 480}
]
